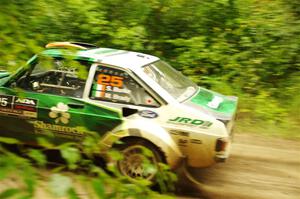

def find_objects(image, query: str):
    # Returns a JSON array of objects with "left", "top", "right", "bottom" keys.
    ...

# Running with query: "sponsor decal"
[
  {"left": 14, "top": 97, "right": 38, "bottom": 112},
  {"left": 31, "top": 121, "right": 85, "bottom": 140},
  {"left": 178, "top": 138, "right": 188, "bottom": 147},
  {"left": 15, "top": 98, "right": 37, "bottom": 106},
  {"left": 0, "top": 95, "right": 13, "bottom": 108},
  {"left": 97, "top": 74, "right": 124, "bottom": 87},
  {"left": 91, "top": 67, "right": 136, "bottom": 103},
  {"left": 138, "top": 110, "right": 158, "bottom": 119},
  {"left": 169, "top": 130, "right": 189, "bottom": 137},
  {"left": 168, "top": 116, "right": 213, "bottom": 129},
  {"left": 190, "top": 139, "right": 202, "bottom": 145},
  {"left": 0, "top": 95, "right": 38, "bottom": 119},
  {"left": 92, "top": 73, "right": 131, "bottom": 102},
  {"left": 207, "top": 96, "right": 224, "bottom": 109},
  {"left": 92, "top": 84, "right": 131, "bottom": 103},
  {"left": 49, "top": 102, "right": 70, "bottom": 124}
]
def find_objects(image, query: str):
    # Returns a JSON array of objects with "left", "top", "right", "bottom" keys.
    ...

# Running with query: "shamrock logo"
[{"left": 49, "top": 102, "right": 70, "bottom": 124}]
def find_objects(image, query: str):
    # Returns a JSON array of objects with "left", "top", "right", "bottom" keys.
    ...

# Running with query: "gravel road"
[
  {"left": 176, "top": 134, "right": 300, "bottom": 199},
  {"left": 1, "top": 133, "right": 299, "bottom": 199}
]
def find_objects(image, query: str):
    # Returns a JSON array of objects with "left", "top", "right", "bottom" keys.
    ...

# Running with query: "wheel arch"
[
  {"left": 114, "top": 136, "right": 167, "bottom": 163},
  {"left": 101, "top": 126, "right": 184, "bottom": 170}
]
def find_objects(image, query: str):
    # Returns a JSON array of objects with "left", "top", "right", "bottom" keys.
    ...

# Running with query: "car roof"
[{"left": 41, "top": 47, "right": 159, "bottom": 69}]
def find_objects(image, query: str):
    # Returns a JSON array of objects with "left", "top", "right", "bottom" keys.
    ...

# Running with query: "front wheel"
[{"left": 116, "top": 139, "right": 164, "bottom": 181}]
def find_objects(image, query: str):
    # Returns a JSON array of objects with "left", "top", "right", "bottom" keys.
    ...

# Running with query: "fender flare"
[{"left": 101, "top": 119, "right": 184, "bottom": 169}]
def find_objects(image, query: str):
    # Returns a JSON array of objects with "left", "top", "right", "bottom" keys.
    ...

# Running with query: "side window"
[
  {"left": 90, "top": 66, "right": 159, "bottom": 107},
  {"left": 17, "top": 57, "right": 90, "bottom": 98}
]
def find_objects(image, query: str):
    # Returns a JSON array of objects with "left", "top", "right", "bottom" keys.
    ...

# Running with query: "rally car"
[{"left": 0, "top": 42, "right": 238, "bottom": 180}]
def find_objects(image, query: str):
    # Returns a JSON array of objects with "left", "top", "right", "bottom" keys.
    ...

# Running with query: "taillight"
[{"left": 215, "top": 138, "right": 228, "bottom": 152}]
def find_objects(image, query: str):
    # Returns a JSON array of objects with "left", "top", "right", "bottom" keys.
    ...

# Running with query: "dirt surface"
[
  {"left": 1, "top": 133, "right": 299, "bottom": 199},
  {"left": 176, "top": 134, "right": 300, "bottom": 199}
]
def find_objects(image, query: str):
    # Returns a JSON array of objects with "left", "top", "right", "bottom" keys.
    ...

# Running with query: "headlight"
[{"left": 215, "top": 138, "right": 229, "bottom": 152}]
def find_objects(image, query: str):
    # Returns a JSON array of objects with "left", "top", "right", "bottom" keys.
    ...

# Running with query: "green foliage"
[
  {"left": 0, "top": 145, "right": 37, "bottom": 198},
  {"left": 59, "top": 144, "right": 82, "bottom": 170},
  {"left": 0, "top": 0, "right": 299, "bottom": 197},
  {"left": 27, "top": 149, "right": 47, "bottom": 167},
  {"left": 0, "top": 136, "right": 175, "bottom": 198},
  {"left": 1, "top": 0, "right": 299, "bottom": 131},
  {"left": 0, "top": 188, "right": 20, "bottom": 199},
  {"left": 48, "top": 174, "right": 73, "bottom": 197}
]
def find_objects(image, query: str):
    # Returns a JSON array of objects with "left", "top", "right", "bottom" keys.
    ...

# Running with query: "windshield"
[{"left": 143, "top": 61, "right": 198, "bottom": 101}]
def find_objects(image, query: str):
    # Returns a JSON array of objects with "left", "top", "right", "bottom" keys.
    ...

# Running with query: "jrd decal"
[{"left": 168, "top": 116, "right": 213, "bottom": 128}]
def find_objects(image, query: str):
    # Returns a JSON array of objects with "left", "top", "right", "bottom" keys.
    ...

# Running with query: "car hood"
[{"left": 184, "top": 87, "right": 238, "bottom": 121}]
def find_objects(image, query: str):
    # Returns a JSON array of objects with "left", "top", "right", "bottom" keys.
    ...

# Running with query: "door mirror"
[{"left": 122, "top": 107, "right": 138, "bottom": 117}]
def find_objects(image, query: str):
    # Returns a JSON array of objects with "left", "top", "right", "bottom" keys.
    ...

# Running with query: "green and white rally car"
[{"left": 0, "top": 42, "right": 238, "bottom": 179}]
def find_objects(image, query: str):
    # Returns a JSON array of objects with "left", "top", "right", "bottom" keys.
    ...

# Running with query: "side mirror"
[{"left": 122, "top": 107, "right": 138, "bottom": 117}]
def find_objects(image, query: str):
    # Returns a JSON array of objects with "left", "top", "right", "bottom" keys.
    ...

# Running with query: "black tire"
[{"left": 115, "top": 138, "right": 164, "bottom": 181}]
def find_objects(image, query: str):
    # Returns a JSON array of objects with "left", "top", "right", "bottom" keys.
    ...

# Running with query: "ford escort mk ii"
[{"left": 0, "top": 42, "right": 238, "bottom": 179}]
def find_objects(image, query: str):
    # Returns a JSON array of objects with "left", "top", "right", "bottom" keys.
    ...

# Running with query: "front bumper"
[{"left": 185, "top": 133, "right": 232, "bottom": 168}]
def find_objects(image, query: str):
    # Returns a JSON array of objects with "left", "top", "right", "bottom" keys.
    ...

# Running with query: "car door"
[{"left": 0, "top": 56, "right": 122, "bottom": 144}]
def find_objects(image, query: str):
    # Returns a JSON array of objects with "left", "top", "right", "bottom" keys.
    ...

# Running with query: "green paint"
[
  {"left": 190, "top": 87, "right": 238, "bottom": 116},
  {"left": 0, "top": 87, "right": 123, "bottom": 144}
]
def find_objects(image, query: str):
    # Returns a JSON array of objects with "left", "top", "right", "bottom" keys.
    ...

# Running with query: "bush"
[{"left": 0, "top": 135, "right": 176, "bottom": 198}]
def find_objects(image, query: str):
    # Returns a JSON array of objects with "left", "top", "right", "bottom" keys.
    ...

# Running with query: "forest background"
[{"left": 0, "top": 0, "right": 299, "bottom": 137}]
